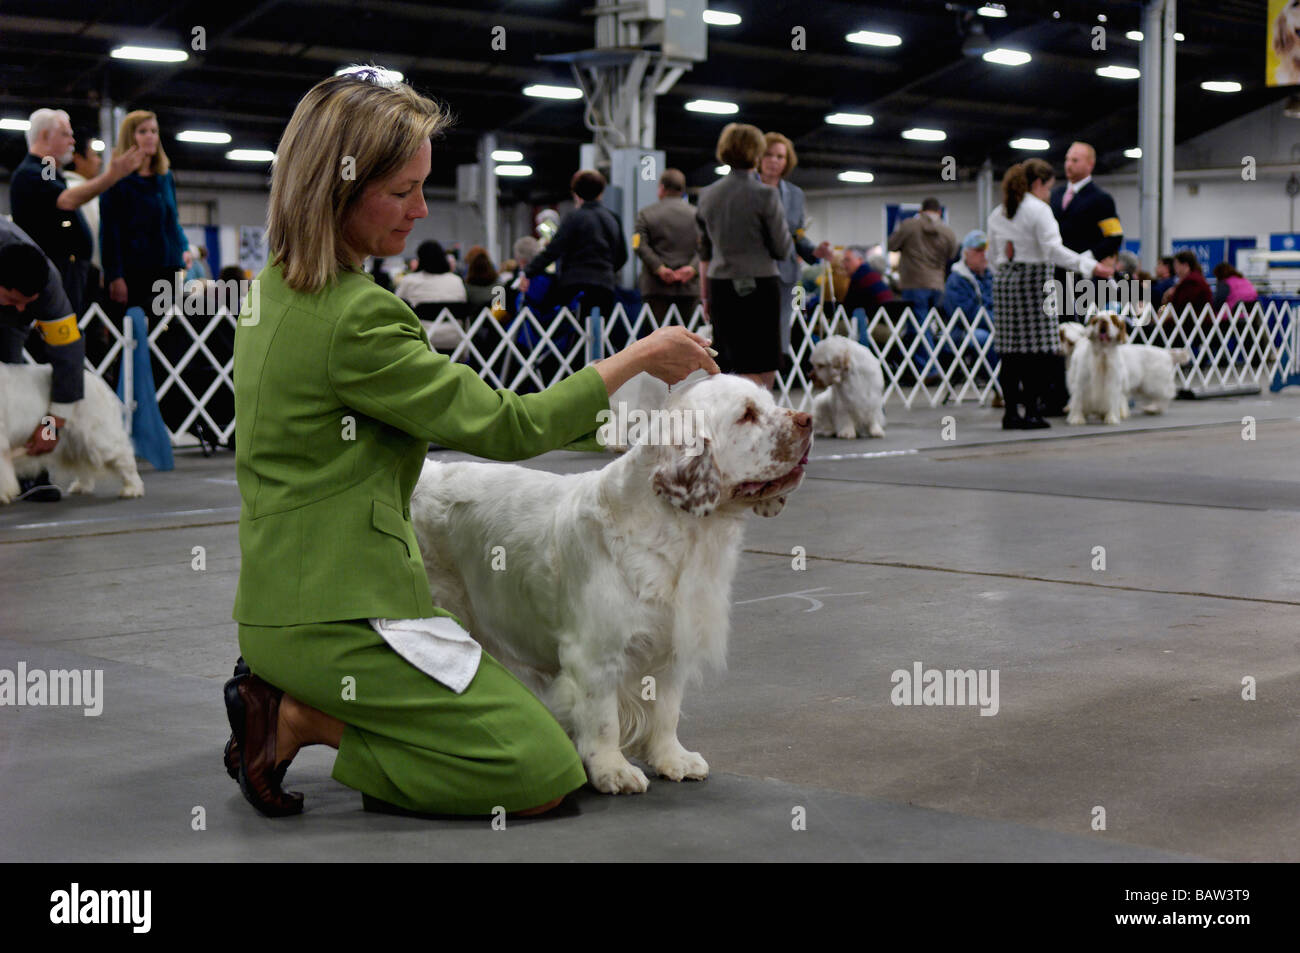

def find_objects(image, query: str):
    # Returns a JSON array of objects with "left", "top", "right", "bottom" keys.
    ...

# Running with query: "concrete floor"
[{"left": 2, "top": 389, "right": 1297, "bottom": 861}]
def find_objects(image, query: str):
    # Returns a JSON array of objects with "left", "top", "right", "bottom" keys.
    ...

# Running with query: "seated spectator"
[
  {"left": 1212, "top": 262, "right": 1258, "bottom": 316},
  {"left": 464, "top": 245, "right": 501, "bottom": 311},
  {"left": 395, "top": 240, "right": 467, "bottom": 306},
  {"left": 1151, "top": 256, "right": 1176, "bottom": 301},
  {"left": 842, "top": 244, "right": 894, "bottom": 317},
  {"left": 369, "top": 256, "right": 392, "bottom": 292},
  {"left": 1162, "top": 250, "right": 1212, "bottom": 312},
  {"left": 942, "top": 231, "right": 994, "bottom": 322}
]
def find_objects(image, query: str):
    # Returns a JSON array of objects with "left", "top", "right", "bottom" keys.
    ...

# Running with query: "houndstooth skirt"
[{"left": 993, "top": 260, "right": 1058, "bottom": 355}]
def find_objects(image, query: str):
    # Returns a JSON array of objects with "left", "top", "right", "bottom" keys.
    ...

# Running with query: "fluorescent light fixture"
[
  {"left": 983, "top": 48, "right": 1031, "bottom": 66},
  {"left": 685, "top": 99, "right": 739, "bottom": 114},
  {"left": 838, "top": 171, "right": 875, "bottom": 183},
  {"left": 703, "top": 10, "right": 741, "bottom": 26},
  {"left": 1176, "top": 32, "right": 1185, "bottom": 41},
  {"left": 177, "top": 130, "right": 232, "bottom": 144},
  {"left": 491, "top": 149, "right": 523, "bottom": 162},
  {"left": 226, "top": 149, "right": 275, "bottom": 162},
  {"left": 0, "top": 118, "right": 31, "bottom": 131},
  {"left": 335, "top": 65, "right": 404, "bottom": 84},
  {"left": 1127, "top": 30, "right": 1184, "bottom": 41},
  {"left": 1096, "top": 65, "right": 1140, "bottom": 79},
  {"left": 523, "top": 84, "right": 583, "bottom": 100},
  {"left": 826, "top": 112, "right": 874, "bottom": 126},
  {"left": 111, "top": 45, "right": 188, "bottom": 63},
  {"left": 1009, "top": 137, "right": 1050, "bottom": 150},
  {"left": 1097, "top": 14, "right": 1107, "bottom": 23},
  {"left": 1124, "top": 147, "right": 1142, "bottom": 158},
  {"left": 901, "top": 127, "right": 946, "bottom": 142},
  {"left": 977, "top": 4, "right": 1007, "bottom": 17},
  {"left": 1201, "top": 80, "right": 1241, "bottom": 93},
  {"left": 715, "top": 165, "right": 731, "bottom": 175},
  {"left": 846, "top": 30, "right": 902, "bottom": 48},
  {"left": 91, "top": 139, "right": 105, "bottom": 152},
  {"left": 494, "top": 164, "right": 532, "bottom": 177}
]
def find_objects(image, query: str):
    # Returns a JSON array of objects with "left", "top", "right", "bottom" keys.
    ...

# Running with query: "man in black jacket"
[
  {"left": 522, "top": 169, "right": 628, "bottom": 322},
  {"left": 1047, "top": 141, "right": 1123, "bottom": 414}
]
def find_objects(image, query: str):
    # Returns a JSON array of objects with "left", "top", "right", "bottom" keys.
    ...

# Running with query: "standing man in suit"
[
  {"left": 633, "top": 168, "right": 701, "bottom": 325},
  {"left": 1047, "top": 140, "right": 1123, "bottom": 414}
]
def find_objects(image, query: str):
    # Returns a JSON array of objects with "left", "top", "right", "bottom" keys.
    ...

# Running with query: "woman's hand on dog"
[{"left": 595, "top": 325, "right": 720, "bottom": 393}]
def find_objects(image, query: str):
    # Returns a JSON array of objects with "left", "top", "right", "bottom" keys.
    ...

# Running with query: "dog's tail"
[{"left": 1168, "top": 348, "right": 1192, "bottom": 366}]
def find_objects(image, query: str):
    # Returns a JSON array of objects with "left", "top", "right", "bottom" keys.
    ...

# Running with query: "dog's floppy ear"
[
  {"left": 834, "top": 350, "right": 851, "bottom": 372},
  {"left": 1276, "top": 12, "right": 1295, "bottom": 54},
  {"left": 1114, "top": 316, "right": 1129, "bottom": 343},
  {"left": 751, "top": 495, "right": 787, "bottom": 518},
  {"left": 653, "top": 436, "right": 721, "bottom": 516}
]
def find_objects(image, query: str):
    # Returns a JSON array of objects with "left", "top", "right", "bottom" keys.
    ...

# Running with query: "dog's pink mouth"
[{"left": 733, "top": 452, "right": 809, "bottom": 499}]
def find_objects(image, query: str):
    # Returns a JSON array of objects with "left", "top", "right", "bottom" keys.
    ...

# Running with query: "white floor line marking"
[
  {"left": 7, "top": 506, "right": 238, "bottom": 530},
  {"left": 810, "top": 448, "right": 919, "bottom": 461}
]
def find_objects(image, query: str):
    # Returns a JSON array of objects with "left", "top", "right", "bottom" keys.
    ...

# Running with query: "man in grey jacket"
[
  {"left": 887, "top": 197, "right": 959, "bottom": 317},
  {"left": 634, "top": 168, "right": 700, "bottom": 325}
]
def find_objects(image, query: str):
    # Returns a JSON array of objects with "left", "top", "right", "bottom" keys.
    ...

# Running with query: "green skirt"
[{"left": 238, "top": 619, "right": 588, "bottom": 815}]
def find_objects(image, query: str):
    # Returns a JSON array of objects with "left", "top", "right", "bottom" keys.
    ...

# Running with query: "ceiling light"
[
  {"left": 177, "top": 130, "right": 232, "bottom": 144},
  {"left": 901, "top": 128, "right": 946, "bottom": 141},
  {"left": 826, "top": 112, "right": 874, "bottom": 126},
  {"left": 523, "top": 84, "right": 583, "bottom": 100},
  {"left": 1127, "top": 30, "right": 1184, "bottom": 41},
  {"left": 1124, "top": 147, "right": 1142, "bottom": 158},
  {"left": 491, "top": 149, "right": 524, "bottom": 162},
  {"left": 703, "top": 10, "right": 741, "bottom": 26},
  {"left": 977, "top": 5, "right": 1007, "bottom": 18},
  {"left": 0, "top": 118, "right": 31, "bottom": 131},
  {"left": 983, "top": 48, "right": 1032, "bottom": 66},
  {"left": 715, "top": 165, "right": 731, "bottom": 175},
  {"left": 838, "top": 171, "right": 875, "bottom": 183},
  {"left": 495, "top": 165, "right": 532, "bottom": 177},
  {"left": 846, "top": 30, "right": 902, "bottom": 48},
  {"left": 91, "top": 139, "right": 105, "bottom": 152},
  {"left": 111, "top": 45, "right": 188, "bottom": 63},
  {"left": 1201, "top": 80, "right": 1242, "bottom": 93},
  {"left": 1010, "top": 137, "right": 1050, "bottom": 150},
  {"left": 1097, "top": 65, "right": 1140, "bottom": 79},
  {"left": 685, "top": 99, "right": 739, "bottom": 114},
  {"left": 226, "top": 149, "right": 275, "bottom": 162},
  {"left": 335, "top": 65, "right": 404, "bottom": 84}
]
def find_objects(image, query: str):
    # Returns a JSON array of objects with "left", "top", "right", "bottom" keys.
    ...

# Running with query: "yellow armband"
[
  {"left": 632, "top": 233, "right": 641, "bottom": 249},
  {"left": 35, "top": 314, "right": 81, "bottom": 346},
  {"left": 1098, "top": 217, "right": 1123, "bottom": 237}
]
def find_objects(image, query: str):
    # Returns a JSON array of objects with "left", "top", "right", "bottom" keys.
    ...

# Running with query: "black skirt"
[{"left": 709, "top": 275, "right": 781, "bottom": 373}]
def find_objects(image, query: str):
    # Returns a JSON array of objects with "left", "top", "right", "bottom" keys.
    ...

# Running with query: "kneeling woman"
[{"left": 224, "top": 70, "right": 717, "bottom": 818}]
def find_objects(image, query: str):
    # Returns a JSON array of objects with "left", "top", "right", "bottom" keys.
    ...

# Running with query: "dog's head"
[
  {"left": 1085, "top": 311, "right": 1127, "bottom": 348},
  {"left": 1275, "top": 0, "right": 1300, "bottom": 57},
  {"left": 651, "top": 374, "right": 812, "bottom": 518},
  {"left": 809, "top": 336, "right": 854, "bottom": 389}
]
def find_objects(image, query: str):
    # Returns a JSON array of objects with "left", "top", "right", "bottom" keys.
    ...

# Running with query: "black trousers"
[{"left": 999, "top": 353, "right": 1054, "bottom": 420}]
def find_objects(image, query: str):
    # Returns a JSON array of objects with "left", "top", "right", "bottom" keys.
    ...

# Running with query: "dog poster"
[{"left": 1269, "top": 0, "right": 1300, "bottom": 87}]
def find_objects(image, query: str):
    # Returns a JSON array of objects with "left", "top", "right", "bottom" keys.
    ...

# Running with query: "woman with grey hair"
[{"left": 222, "top": 69, "right": 718, "bottom": 819}]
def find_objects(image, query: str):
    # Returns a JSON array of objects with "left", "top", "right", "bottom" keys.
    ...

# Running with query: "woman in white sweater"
[
  {"left": 987, "top": 158, "right": 1113, "bottom": 430},
  {"left": 395, "top": 239, "right": 466, "bottom": 306}
]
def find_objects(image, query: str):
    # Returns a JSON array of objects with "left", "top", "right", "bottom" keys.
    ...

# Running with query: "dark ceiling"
[{"left": 0, "top": 0, "right": 1291, "bottom": 201}]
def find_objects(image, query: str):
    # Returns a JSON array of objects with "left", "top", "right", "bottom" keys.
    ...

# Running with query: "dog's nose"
[{"left": 793, "top": 411, "right": 812, "bottom": 429}]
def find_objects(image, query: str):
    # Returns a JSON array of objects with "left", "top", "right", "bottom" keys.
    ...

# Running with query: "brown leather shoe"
[
  {"left": 224, "top": 673, "right": 304, "bottom": 817},
  {"left": 223, "top": 658, "right": 251, "bottom": 780}
]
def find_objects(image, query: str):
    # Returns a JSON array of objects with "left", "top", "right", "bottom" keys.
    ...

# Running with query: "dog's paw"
[
  {"left": 1141, "top": 403, "right": 1164, "bottom": 415},
  {"left": 649, "top": 745, "right": 709, "bottom": 782},
  {"left": 1066, "top": 412, "right": 1085, "bottom": 426},
  {"left": 835, "top": 426, "right": 856, "bottom": 440},
  {"left": 1103, "top": 411, "right": 1122, "bottom": 425},
  {"left": 867, "top": 423, "right": 885, "bottom": 438},
  {"left": 119, "top": 479, "right": 144, "bottom": 498},
  {"left": 586, "top": 755, "right": 650, "bottom": 794},
  {"left": 68, "top": 478, "right": 94, "bottom": 495}
]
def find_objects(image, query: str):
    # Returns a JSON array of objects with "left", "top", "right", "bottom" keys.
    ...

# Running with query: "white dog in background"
[
  {"left": 810, "top": 336, "right": 886, "bottom": 439},
  {"left": 1062, "top": 315, "right": 1189, "bottom": 422},
  {"left": 0, "top": 364, "right": 143, "bottom": 504},
  {"left": 1273, "top": 0, "right": 1300, "bottom": 85},
  {"left": 411, "top": 374, "right": 812, "bottom": 794},
  {"left": 1066, "top": 312, "right": 1131, "bottom": 425}
]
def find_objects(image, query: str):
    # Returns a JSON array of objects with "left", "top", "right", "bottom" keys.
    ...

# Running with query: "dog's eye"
[{"left": 738, "top": 404, "right": 759, "bottom": 424}]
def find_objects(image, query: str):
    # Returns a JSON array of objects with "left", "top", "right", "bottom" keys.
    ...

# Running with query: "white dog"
[
  {"left": 410, "top": 374, "right": 812, "bottom": 794},
  {"left": 809, "top": 336, "right": 886, "bottom": 439},
  {"left": 0, "top": 363, "right": 144, "bottom": 504},
  {"left": 1274, "top": 0, "right": 1300, "bottom": 85},
  {"left": 1062, "top": 316, "right": 1189, "bottom": 420},
  {"left": 1066, "top": 312, "right": 1131, "bottom": 425}
]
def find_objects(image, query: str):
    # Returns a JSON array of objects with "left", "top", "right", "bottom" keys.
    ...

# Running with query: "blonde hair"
[
  {"left": 762, "top": 132, "right": 798, "bottom": 177},
  {"left": 716, "top": 123, "right": 766, "bottom": 169},
  {"left": 115, "top": 110, "right": 169, "bottom": 175},
  {"left": 267, "top": 72, "right": 451, "bottom": 293}
]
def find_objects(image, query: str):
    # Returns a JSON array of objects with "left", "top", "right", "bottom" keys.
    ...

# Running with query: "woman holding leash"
[{"left": 224, "top": 70, "right": 718, "bottom": 819}]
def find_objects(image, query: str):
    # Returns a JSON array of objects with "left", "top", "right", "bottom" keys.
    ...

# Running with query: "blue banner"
[
  {"left": 1269, "top": 233, "right": 1300, "bottom": 268},
  {"left": 1170, "top": 237, "right": 1226, "bottom": 272}
]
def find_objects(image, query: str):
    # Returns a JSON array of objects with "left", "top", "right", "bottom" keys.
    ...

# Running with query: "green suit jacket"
[{"left": 231, "top": 263, "right": 610, "bottom": 626}]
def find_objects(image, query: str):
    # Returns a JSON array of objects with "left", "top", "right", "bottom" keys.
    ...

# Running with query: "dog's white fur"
[
  {"left": 0, "top": 363, "right": 143, "bottom": 504},
  {"left": 1274, "top": 0, "right": 1300, "bottom": 85},
  {"left": 809, "top": 336, "right": 886, "bottom": 439},
  {"left": 410, "top": 374, "right": 811, "bottom": 794},
  {"left": 1065, "top": 313, "right": 1190, "bottom": 424}
]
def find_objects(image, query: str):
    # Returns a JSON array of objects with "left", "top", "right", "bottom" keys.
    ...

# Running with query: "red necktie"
[{"left": 1061, "top": 188, "right": 1074, "bottom": 210}]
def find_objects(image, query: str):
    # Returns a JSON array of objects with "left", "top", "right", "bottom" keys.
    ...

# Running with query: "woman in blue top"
[{"left": 100, "top": 110, "right": 190, "bottom": 317}]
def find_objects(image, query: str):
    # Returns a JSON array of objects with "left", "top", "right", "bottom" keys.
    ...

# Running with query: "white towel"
[{"left": 369, "top": 616, "right": 482, "bottom": 694}]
